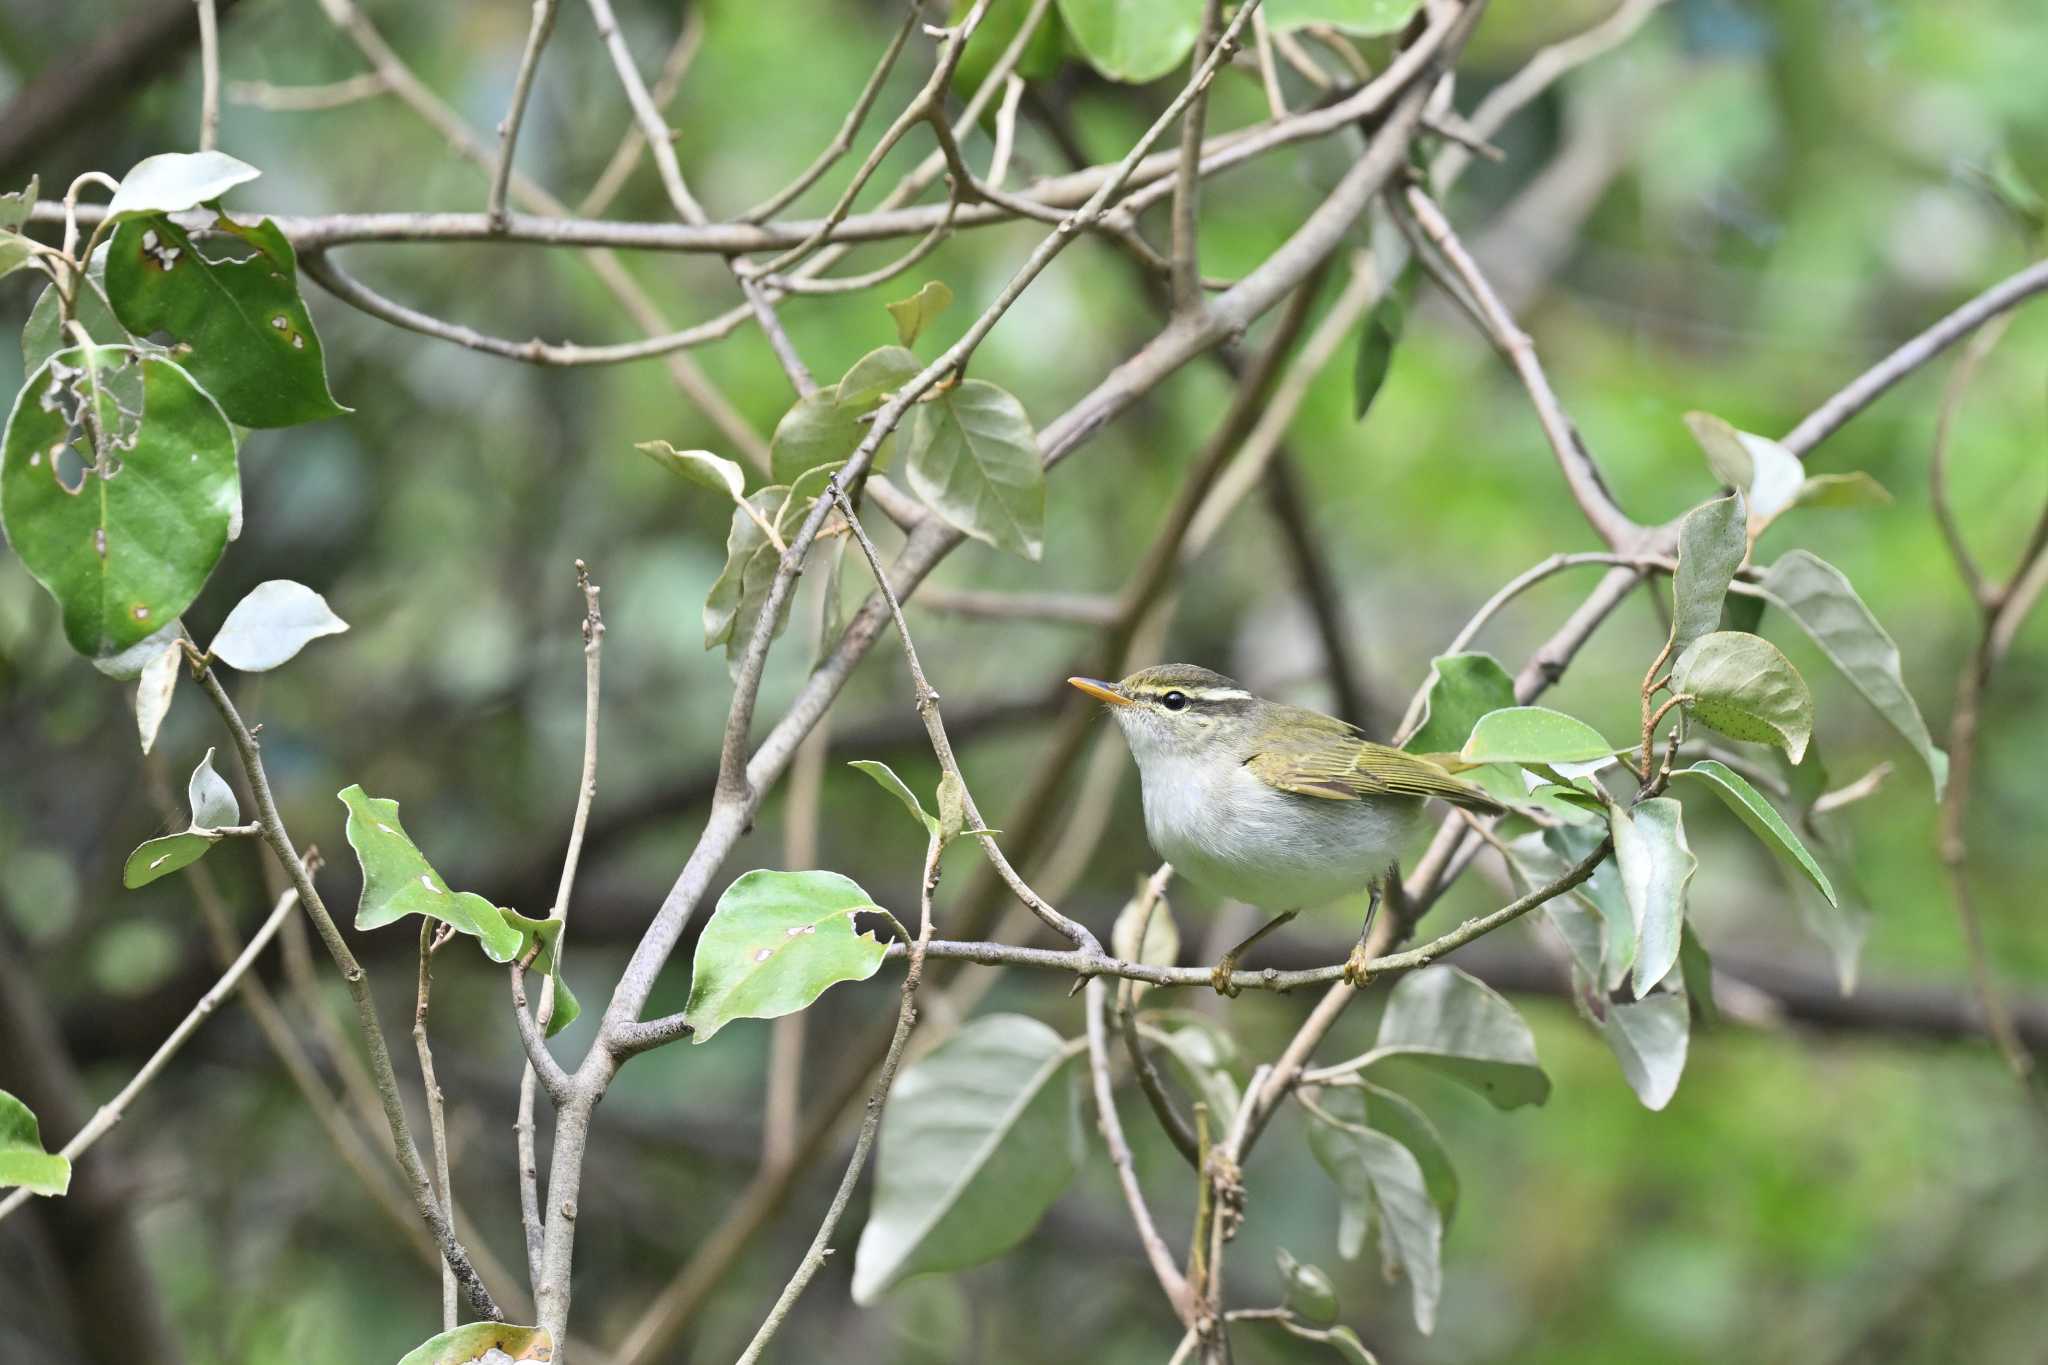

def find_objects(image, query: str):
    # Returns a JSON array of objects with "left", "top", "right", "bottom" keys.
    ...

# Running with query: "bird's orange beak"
[{"left": 1067, "top": 676, "right": 1132, "bottom": 707}]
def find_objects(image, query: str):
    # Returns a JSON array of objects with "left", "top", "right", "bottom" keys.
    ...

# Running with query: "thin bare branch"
[
  {"left": 226, "top": 74, "right": 389, "bottom": 111},
  {"left": 1086, "top": 978, "right": 1195, "bottom": 1322},
  {"left": 0, "top": 884, "right": 300, "bottom": 1225},
  {"left": 489, "top": 0, "right": 562, "bottom": 228},
  {"left": 582, "top": 0, "right": 707, "bottom": 224},
  {"left": 195, "top": 0, "right": 220, "bottom": 151},
  {"left": 1172, "top": 0, "right": 1226, "bottom": 313},
  {"left": 415, "top": 921, "right": 457, "bottom": 1330},
  {"left": 578, "top": 10, "right": 704, "bottom": 217}
]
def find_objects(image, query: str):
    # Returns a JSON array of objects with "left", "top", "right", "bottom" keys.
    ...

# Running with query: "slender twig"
[
  {"left": 227, "top": 73, "right": 389, "bottom": 111},
  {"left": 1172, "top": 0, "right": 1226, "bottom": 314},
  {"left": 0, "top": 884, "right": 300, "bottom": 1225},
  {"left": 742, "top": 1, "right": 924, "bottom": 222},
  {"left": 1250, "top": 9, "right": 1289, "bottom": 118},
  {"left": 1929, "top": 316, "right": 2009, "bottom": 605},
  {"left": 188, "top": 661, "right": 503, "bottom": 1322},
  {"left": 415, "top": 920, "right": 457, "bottom": 1331},
  {"left": 834, "top": 487, "right": 1099, "bottom": 950},
  {"left": 740, "top": 275, "right": 817, "bottom": 396},
  {"left": 1402, "top": 184, "right": 1638, "bottom": 548},
  {"left": 1086, "top": 977, "right": 1195, "bottom": 1322},
  {"left": 732, "top": 829, "right": 940, "bottom": 1365},
  {"left": 582, "top": 0, "right": 707, "bottom": 224},
  {"left": 578, "top": 10, "right": 704, "bottom": 217},
  {"left": 912, "top": 585, "right": 1121, "bottom": 625},
  {"left": 195, "top": 0, "right": 221, "bottom": 151},
  {"left": 489, "top": 0, "right": 561, "bottom": 229}
]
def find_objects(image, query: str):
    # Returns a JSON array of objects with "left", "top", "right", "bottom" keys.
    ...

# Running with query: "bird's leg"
[
  {"left": 1207, "top": 910, "right": 1298, "bottom": 997},
  {"left": 1342, "top": 867, "right": 1398, "bottom": 988}
]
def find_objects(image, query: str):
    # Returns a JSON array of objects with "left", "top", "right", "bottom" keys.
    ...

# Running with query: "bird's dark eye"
[{"left": 1162, "top": 691, "right": 1188, "bottom": 711}]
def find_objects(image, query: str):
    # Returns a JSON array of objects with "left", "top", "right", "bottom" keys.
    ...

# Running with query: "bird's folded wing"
[{"left": 1246, "top": 737, "right": 1505, "bottom": 812}]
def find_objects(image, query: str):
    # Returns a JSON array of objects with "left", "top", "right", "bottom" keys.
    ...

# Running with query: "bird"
[{"left": 1069, "top": 663, "right": 1505, "bottom": 994}]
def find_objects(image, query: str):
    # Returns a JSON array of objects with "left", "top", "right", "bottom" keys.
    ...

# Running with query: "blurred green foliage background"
[{"left": 2, "top": 1, "right": 2045, "bottom": 1361}]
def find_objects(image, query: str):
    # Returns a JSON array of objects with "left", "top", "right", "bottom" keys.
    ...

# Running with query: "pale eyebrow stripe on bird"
[{"left": 1125, "top": 684, "right": 1255, "bottom": 703}]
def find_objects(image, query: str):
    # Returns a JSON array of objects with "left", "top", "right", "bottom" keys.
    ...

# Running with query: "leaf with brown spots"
[{"left": 105, "top": 211, "right": 346, "bottom": 428}]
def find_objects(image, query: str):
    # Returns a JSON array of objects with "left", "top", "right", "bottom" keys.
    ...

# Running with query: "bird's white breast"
[{"left": 1136, "top": 753, "right": 1423, "bottom": 911}]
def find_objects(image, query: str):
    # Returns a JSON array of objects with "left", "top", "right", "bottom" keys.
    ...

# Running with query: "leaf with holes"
[
  {"left": 23, "top": 250, "right": 129, "bottom": 375},
  {"left": 339, "top": 785, "right": 523, "bottom": 961},
  {"left": 105, "top": 151, "right": 260, "bottom": 220},
  {"left": 1268, "top": 0, "right": 1424, "bottom": 34},
  {"left": 1671, "top": 760, "right": 1835, "bottom": 905},
  {"left": 1, "top": 345, "right": 238, "bottom": 657},
  {"left": 1668, "top": 492, "right": 1747, "bottom": 658},
  {"left": 1460, "top": 706, "right": 1618, "bottom": 766},
  {"left": 1357, "top": 965, "right": 1549, "bottom": 1109},
  {"left": 208, "top": 579, "right": 348, "bottom": 672},
  {"left": 1759, "top": 550, "right": 1946, "bottom": 796},
  {"left": 852, "top": 1014, "right": 1081, "bottom": 1302},
  {"left": 394, "top": 1323, "right": 552, "bottom": 1365},
  {"left": 106, "top": 212, "right": 345, "bottom": 428},
  {"left": 1055, "top": 0, "right": 1201, "bottom": 82},
  {"left": 886, "top": 280, "right": 954, "bottom": 348},
  {"left": 849, "top": 759, "right": 939, "bottom": 837},
  {"left": 501, "top": 910, "right": 581, "bottom": 1038},
  {"left": 0, "top": 1090, "right": 69, "bottom": 1197},
  {"left": 1673, "top": 630, "right": 1813, "bottom": 763},
  {"left": 0, "top": 176, "right": 34, "bottom": 233},
  {"left": 1610, "top": 797, "right": 1695, "bottom": 998},
  {"left": 683, "top": 870, "right": 889, "bottom": 1043}
]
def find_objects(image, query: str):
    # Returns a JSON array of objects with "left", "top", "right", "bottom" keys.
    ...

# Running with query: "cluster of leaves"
[{"left": 642, "top": 280, "right": 1049, "bottom": 674}]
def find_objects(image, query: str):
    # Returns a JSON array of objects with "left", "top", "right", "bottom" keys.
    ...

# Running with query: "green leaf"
[
  {"left": 1679, "top": 922, "right": 1717, "bottom": 1027},
  {"left": 1, "top": 345, "right": 238, "bottom": 657},
  {"left": 1671, "top": 760, "right": 1836, "bottom": 906},
  {"left": 393, "top": 1323, "right": 552, "bottom": 1365},
  {"left": 849, "top": 759, "right": 940, "bottom": 837},
  {"left": 187, "top": 746, "right": 239, "bottom": 829},
  {"left": 0, "top": 1089, "right": 70, "bottom": 1197},
  {"left": 838, "top": 345, "right": 923, "bottom": 411},
  {"left": 1610, "top": 797, "right": 1696, "bottom": 999},
  {"left": 904, "top": 379, "right": 1044, "bottom": 559},
  {"left": 1460, "top": 706, "right": 1618, "bottom": 766},
  {"left": 122, "top": 830, "right": 219, "bottom": 888},
  {"left": 638, "top": 440, "right": 746, "bottom": 500},
  {"left": 769, "top": 387, "right": 859, "bottom": 486},
  {"left": 1667, "top": 491, "right": 1747, "bottom": 659},
  {"left": 0, "top": 175, "right": 35, "bottom": 233},
  {"left": 1402, "top": 652, "right": 1514, "bottom": 755},
  {"left": 886, "top": 280, "right": 954, "bottom": 348},
  {"left": 338, "top": 785, "right": 523, "bottom": 961},
  {"left": 105, "top": 213, "right": 346, "bottom": 427},
  {"left": 1600, "top": 992, "right": 1689, "bottom": 1111},
  {"left": 1351, "top": 286, "right": 1405, "bottom": 420},
  {"left": 682, "top": 870, "right": 889, "bottom": 1043},
  {"left": 207, "top": 579, "right": 348, "bottom": 671},
  {"left": 1358, "top": 1082, "right": 1458, "bottom": 1222},
  {"left": 500, "top": 910, "right": 582, "bottom": 1038},
  {"left": 105, "top": 152, "right": 260, "bottom": 221},
  {"left": 1684, "top": 413, "right": 1802, "bottom": 522},
  {"left": 0, "top": 231, "right": 36, "bottom": 280},
  {"left": 1303, "top": 1085, "right": 1443, "bottom": 1331},
  {"left": 1552, "top": 824, "right": 1634, "bottom": 993},
  {"left": 1672, "top": 630, "right": 1814, "bottom": 763},
  {"left": 1361, "top": 965, "right": 1549, "bottom": 1109},
  {"left": 135, "top": 639, "right": 181, "bottom": 754},
  {"left": 1790, "top": 471, "right": 1891, "bottom": 512},
  {"left": 1319, "top": 1326, "right": 1381, "bottom": 1365},
  {"left": 23, "top": 253, "right": 128, "bottom": 375},
  {"left": 812, "top": 533, "right": 848, "bottom": 669},
  {"left": 1277, "top": 1248, "right": 1341, "bottom": 1326},
  {"left": 851, "top": 1014, "right": 1082, "bottom": 1302},
  {"left": 1759, "top": 550, "right": 1947, "bottom": 796},
  {"left": 1267, "top": 0, "right": 1423, "bottom": 34},
  {"left": 1055, "top": 0, "right": 1201, "bottom": 83},
  {"left": 954, "top": 0, "right": 1067, "bottom": 95},
  {"left": 935, "top": 770, "right": 968, "bottom": 845},
  {"left": 703, "top": 486, "right": 794, "bottom": 675}
]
